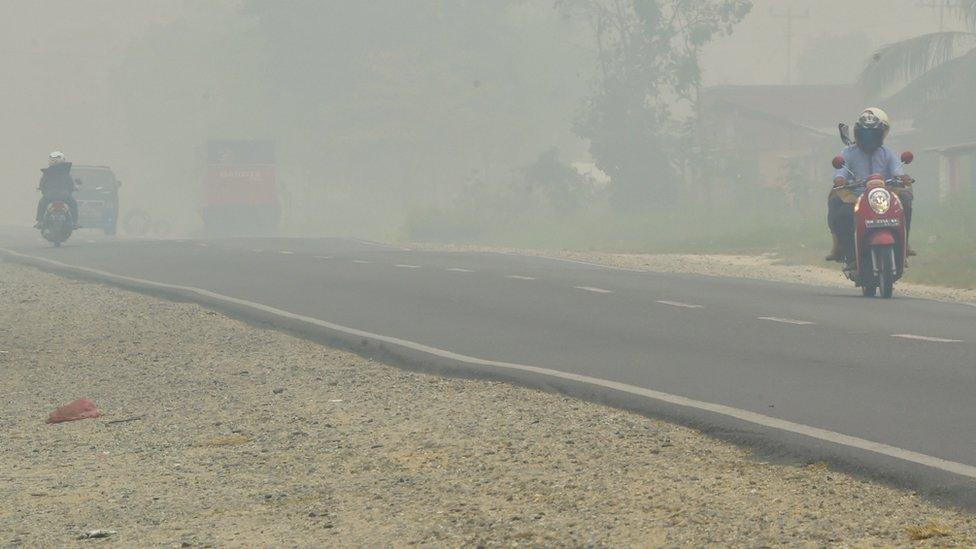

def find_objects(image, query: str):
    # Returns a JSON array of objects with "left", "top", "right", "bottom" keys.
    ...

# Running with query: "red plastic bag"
[{"left": 47, "top": 397, "right": 101, "bottom": 424}]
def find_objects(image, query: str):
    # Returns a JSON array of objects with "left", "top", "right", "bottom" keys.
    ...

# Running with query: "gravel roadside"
[
  {"left": 405, "top": 243, "right": 976, "bottom": 305},
  {"left": 1, "top": 261, "right": 973, "bottom": 547}
]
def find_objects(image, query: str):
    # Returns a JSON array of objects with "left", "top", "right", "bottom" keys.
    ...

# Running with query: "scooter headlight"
[{"left": 868, "top": 188, "right": 891, "bottom": 214}]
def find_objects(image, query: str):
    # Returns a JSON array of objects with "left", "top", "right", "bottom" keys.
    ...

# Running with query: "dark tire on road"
[
  {"left": 861, "top": 284, "right": 877, "bottom": 297},
  {"left": 879, "top": 245, "right": 895, "bottom": 299}
]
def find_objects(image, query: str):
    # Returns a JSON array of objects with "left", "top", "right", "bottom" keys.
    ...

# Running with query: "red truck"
[{"left": 203, "top": 140, "right": 279, "bottom": 235}]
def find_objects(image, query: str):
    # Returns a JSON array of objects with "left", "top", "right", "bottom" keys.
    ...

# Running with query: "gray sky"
[{"left": 703, "top": 0, "right": 952, "bottom": 86}]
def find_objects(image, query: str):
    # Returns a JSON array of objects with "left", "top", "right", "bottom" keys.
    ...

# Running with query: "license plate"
[
  {"left": 78, "top": 201, "right": 103, "bottom": 223},
  {"left": 865, "top": 218, "right": 900, "bottom": 228}
]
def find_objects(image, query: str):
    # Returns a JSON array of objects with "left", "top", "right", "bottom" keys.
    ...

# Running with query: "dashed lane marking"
[
  {"left": 3, "top": 247, "right": 976, "bottom": 482},
  {"left": 575, "top": 286, "right": 613, "bottom": 294},
  {"left": 506, "top": 275, "right": 537, "bottom": 280},
  {"left": 315, "top": 256, "right": 334, "bottom": 260},
  {"left": 351, "top": 259, "right": 371, "bottom": 264},
  {"left": 759, "top": 317, "right": 815, "bottom": 326},
  {"left": 279, "top": 251, "right": 294, "bottom": 255},
  {"left": 395, "top": 264, "right": 422, "bottom": 269},
  {"left": 656, "top": 300, "right": 703, "bottom": 309},
  {"left": 892, "top": 334, "right": 963, "bottom": 343},
  {"left": 446, "top": 268, "right": 474, "bottom": 272}
]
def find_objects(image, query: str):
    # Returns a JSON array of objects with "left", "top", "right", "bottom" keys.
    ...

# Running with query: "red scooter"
[{"left": 831, "top": 151, "right": 914, "bottom": 298}]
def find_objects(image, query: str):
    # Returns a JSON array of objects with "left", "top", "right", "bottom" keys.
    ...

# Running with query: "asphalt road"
[{"left": 3, "top": 231, "right": 975, "bottom": 507}]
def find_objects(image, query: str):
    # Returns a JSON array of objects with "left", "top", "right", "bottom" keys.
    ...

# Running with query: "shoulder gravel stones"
[
  {"left": 409, "top": 243, "right": 976, "bottom": 304},
  {"left": 0, "top": 263, "right": 973, "bottom": 546}
]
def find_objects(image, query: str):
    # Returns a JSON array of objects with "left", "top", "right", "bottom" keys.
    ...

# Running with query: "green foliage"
[
  {"left": 522, "top": 148, "right": 592, "bottom": 214},
  {"left": 557, "top": 0, "right": 751, "bottom": 211}
]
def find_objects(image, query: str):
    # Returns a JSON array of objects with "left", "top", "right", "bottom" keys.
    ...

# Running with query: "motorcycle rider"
[
  {"left": 34, "top": 151, "right": 79, "bottom": 230},
  {"left": 826, "top": 108, "right": 914, "bottom": 263}
]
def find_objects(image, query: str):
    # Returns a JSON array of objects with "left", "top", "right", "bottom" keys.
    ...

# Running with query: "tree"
[
  {"left": 557, "top": 0, "right": 752, "bottom": 211},
  {"left": 859, "top": 2, "right": 976, "bottom": 143},
  {"left": 237, "top": 1, "right": 599, "bottom": 232},
  {"left": 522, "top": 148, "right": 591, "bottom": 214}
]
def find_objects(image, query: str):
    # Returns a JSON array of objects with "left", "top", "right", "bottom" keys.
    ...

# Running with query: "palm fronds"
[
  {"left": 859, "top": 31, "right": 976, "bottom": 100},
  {"left": 951, "top": 0, "right": 976, "bottom": 29},
  {"left": 885, "top": 48, "right": 976, "bottom": 112}
]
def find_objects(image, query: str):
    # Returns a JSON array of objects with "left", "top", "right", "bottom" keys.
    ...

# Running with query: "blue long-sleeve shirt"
[{"left": 834, "top": 145, "right": 904, "bottom": 192}]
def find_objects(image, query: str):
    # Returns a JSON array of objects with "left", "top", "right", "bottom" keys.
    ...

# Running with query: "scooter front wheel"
[{"left": 877, "top": 245, "right": 895, "bottom": 299}]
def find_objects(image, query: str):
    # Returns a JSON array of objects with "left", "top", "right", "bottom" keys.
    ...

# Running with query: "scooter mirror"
[
  {"left": 832, "top": 156, "right": 846, "bottom": 170},
  {"left": 900, "top": 151, "right": 914, "bottom": 165}
]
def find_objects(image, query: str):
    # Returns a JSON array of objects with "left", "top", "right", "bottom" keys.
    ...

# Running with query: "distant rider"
[
  {"left": 35, "top": 151, "right": 79, "bottom": 230},
  {"left": 826, "top": 108, "right": 914, "bottom": 263}
]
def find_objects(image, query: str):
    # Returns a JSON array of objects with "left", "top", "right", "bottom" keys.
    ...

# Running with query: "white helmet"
[
  {"left": 854, "top": 108, "right": 890, "bottom": 151},
  {"left": 857, "top": 108, "right": 890, "bottom": 134},
  {"left": 48, "top": 151, "right": 66, "bottom": 166}
]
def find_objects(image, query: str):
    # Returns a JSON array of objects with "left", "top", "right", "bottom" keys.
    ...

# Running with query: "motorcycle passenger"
[
  {"left": 34, "top": 151, "right": 79, "bottom": 230},
  {"left": 826, "top": 108, "right": 914, "bottom": 263}
]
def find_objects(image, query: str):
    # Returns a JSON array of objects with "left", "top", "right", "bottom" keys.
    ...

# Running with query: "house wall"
[
  {"left": 938, "top": 153, "right": 975, "bottom": 199},
  {"left": 709, "top": 108, "right": 830, "bottom": 191}
]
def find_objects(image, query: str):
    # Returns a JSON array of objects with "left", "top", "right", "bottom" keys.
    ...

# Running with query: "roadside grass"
[{"left": 403, "top": 196, "right": 976, "bottom": 290}]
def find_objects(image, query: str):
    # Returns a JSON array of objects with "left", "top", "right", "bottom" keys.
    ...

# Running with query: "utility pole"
[{"left": 769, "top": 4, "right": 810, "bottom": 85}]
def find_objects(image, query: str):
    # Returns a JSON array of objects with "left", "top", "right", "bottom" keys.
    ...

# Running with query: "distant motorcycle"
[
  {"left": 830, "top": 151, "right": 915, "bottom": 298},
  {"left": 40, "top": 200, "right": 74, "bottom": 247}
]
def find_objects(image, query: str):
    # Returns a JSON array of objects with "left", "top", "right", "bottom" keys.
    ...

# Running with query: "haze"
[{"left": 0, "top": 1, "right": 950, "bottom": 239}]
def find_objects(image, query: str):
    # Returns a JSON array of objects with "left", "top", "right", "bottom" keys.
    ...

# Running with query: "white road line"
[
  {"left": 506, "top": 275, "right": 537, "bottom": 280},
  {"left": 446, "top": 268, "right": 474, "bottom": 273},
  {"left": 395, "top": 264, "right": 422, "bottom": 269},
  {"left": 86, "top": 239, "right": 96, "bottom": 244},
  {"left": 892, "top": 334, "right": 963, "bottom": 343},
  {"left": 351, "top": 259, "right": 371, "bottom": 264},
  {"left": 656, "top": 300, "right": 703, "bottom": 309},
  {"left": 315, "top": 256, "right": 334, "bottom": 260},
  {"left": 575, "top": 286, "right": 613, "bottom": 294},
  {"left": 278, "top": 251, "right": 294, "bottom": 255},
  {"left": 759, "top": 317, "right": 815, "bottom": 326},
  {"left": 196, "top": 243, "right": 208, "bottom": 248},
  {"left": 4, "top": 246, "right": 974, "bottom": 482},
  {"left": 174, "top": 240, "right": 185, "bottom": 243}
]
